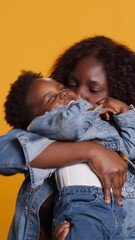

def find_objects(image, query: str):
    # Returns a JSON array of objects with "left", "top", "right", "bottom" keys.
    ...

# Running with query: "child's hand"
[
  {"left": 100, "top": 107, "right": 117, "bottom": 120},
  {"left": 98, "top": 97, "right": 129, "bottom": 120},
  {"left": 52, "top": 220, "right": 70, "bottom": 240}
]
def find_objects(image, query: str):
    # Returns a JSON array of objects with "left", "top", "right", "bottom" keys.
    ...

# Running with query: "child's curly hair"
[
  {"left": 50, "top": 36, "right": 135, "bottom": 105},
  {"left": 4, "top": 71, "right": 43, "bottom": 129}
]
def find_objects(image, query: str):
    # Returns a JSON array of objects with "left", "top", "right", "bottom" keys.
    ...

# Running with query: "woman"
[
  {"left": 50, "top": 35, "right": 135, "bottom": 239},
  {"left": 1, "top": 35, "right": 134, "bottom": 239}
]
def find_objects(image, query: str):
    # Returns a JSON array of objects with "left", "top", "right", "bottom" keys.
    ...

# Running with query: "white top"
[{"left": 55, "top": 163, "right": 102, "bottom": 191}]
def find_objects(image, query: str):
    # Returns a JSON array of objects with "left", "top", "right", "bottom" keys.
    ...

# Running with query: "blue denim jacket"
[
  {"left": 1, "top": 127, "right": 135, "bottom": 239},
  {"left": 28, "top": 99, "right": 135, "bottom": 160},
  {"left": 0, "top": 129, "right": 56, "bottom": 240}
]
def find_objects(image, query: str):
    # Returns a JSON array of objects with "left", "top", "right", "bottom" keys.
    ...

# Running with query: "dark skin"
[
  {"left": 64, "top": 56, "right": 128, "bottom": 202},
  {"left": 33, "top": 141, "right": 127, "bottom": 240},
  {"left": 30, "top": 56, "right": 127, "bottom": 240},
  {"left": 26, "top": 78, "right": 77, "bottom": 117}
]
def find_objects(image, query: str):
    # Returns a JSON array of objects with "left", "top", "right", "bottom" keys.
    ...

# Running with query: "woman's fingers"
[
  {"left": 102, "top": 181, "right": 111, "bottom": 204},
  {"left": 111, "top": 174, "right": 123, "bottom": 205},
  {"left": 102, "top": 167, "right": 127, "bottom": 206},
  {"left": 102, "top": 174, "right": 123, "bottom": 205},
  {"left": 90, "top": 147, "right": 127, "bottom": 204}
]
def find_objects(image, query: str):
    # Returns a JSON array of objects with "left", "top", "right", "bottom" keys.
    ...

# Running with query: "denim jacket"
[
  {"left": 0, "top": 129, "right": 56, "bottom": 240},
  {"left": 28, "top": 99, "right": 135, "bottom": 160},
  {"left": 1, "top": 125, "right": 135, "bottom": 239}
]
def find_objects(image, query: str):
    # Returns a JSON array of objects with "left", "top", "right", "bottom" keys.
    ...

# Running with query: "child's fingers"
[
  {"left": 100, "top": 107, "right": 117, "bottom": 116},
  {"left": 59, "top": 228, "right": 70, "bottom": 240},
  {"left": 53, "top": 221, "right": 70, "bottom": 240},
  {"left": 104, "top": 112, "right": 110, "bottom": 121}
]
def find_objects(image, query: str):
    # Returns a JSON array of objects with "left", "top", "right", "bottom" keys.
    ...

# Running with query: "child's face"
[
  {"left": 26, "top": 78, "right": 77, "bottom": 117},
  {"left": 67, "top": 56, "right": 109, "bottom": 104}
]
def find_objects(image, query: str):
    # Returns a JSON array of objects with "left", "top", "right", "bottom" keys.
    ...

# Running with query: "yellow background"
[{"left": 1, "top": 0, "right": 135, "bottom": 239}]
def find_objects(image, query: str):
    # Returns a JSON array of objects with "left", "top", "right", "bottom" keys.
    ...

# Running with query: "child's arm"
[
  {"left": 113, "top": 105, "right": 135, "bottom": 160},
  {"left": 98, "top": 97, "right": 135, "bottom": 160},
  {"left": 27, "top": 99, "right": 102, "bottom": 141}
]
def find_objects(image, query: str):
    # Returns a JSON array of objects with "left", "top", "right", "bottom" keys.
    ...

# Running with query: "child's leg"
[{"left": 54, "top": 186, "right": 126, "bottom": 240}]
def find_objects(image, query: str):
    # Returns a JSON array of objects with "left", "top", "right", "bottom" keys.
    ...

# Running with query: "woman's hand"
[
  {"left": 88, "top": 143, "right": 127, "bottom": 205},
  {"left": 52, "top": 221, "right": 70, "bottom": 240},
  {"left": 31, "top": 141, "right": 127, "bottom": 205}
]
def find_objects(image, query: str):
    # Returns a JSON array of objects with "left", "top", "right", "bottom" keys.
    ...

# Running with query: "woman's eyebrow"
[{"left": 88, "top": 80, "right": 103, "bottom": 85}]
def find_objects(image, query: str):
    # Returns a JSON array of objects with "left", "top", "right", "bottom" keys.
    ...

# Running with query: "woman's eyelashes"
[
  {"left": 67, "top": 82, "right": 101, "bottom": 93},
  {"left": 67, "top": 82, "right": 77, "bottom": 90},
  {"left": 67, "top": 79, "right": 102, "bottom": 93},
  {"left": 87, "top": 87, "right": 102, "bottom": 93},
  {"left": 67, "top": 77, "right": 78, "bottom": 89}
]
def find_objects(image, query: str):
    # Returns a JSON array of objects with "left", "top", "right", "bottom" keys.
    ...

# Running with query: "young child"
[{"left": 4, "top": 71, "right": 135, "bottom": 240}]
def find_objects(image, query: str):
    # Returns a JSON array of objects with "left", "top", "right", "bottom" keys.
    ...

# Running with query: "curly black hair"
[
  {"left": 4, "top": 71, "right": 43, "bottom": 129},
  {"left": 50, "top": 36, "right": 135, "bottom": 105}
]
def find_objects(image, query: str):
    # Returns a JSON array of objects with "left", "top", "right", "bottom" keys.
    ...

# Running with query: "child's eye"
[
  {"left": 60, "top": 87, "right": 66, "bottom": 92},
  {"left": 48, "top": 95, "right": 56, "bottom": 104}
]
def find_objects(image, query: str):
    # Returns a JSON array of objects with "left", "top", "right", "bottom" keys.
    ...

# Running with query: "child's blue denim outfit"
[
  {"left": 0, "top": 100, "right": 135, "bottom": 239},
  {"left": 28, "top": 99, "right": 135, "bottom": 160},
  {"left": 54, "top": 186, "right": 126, "bottom": 240},
  {"left": 27, "top": 99, "right": 135, "bottom": 239}
]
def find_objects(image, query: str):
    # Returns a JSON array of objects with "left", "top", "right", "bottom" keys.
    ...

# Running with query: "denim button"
[
  {"left": 126, "top": 186, "right": 134, "bottom": 193},
  {"left": 127, "top": 225, "right": 133, "bottom": 230}
]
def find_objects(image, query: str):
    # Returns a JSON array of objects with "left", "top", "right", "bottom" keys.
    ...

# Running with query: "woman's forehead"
[
  {"left": 69, "top": 57, "right": 107, "bottom": 85},
  {"left": 74, "top": 56, "right": 103, "bottom": 69}
]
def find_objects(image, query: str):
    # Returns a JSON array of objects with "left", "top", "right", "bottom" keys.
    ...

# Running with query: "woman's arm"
[{"left": 31, "top": 141, "right": 127, "bottom": 205}]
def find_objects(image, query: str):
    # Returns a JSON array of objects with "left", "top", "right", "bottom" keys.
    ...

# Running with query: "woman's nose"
[
  {"left": 76, "top": 87, "right": 94, "bottom": 103},
  {"left": 76, "top": 87, "right": 87, "bottom": 99}
]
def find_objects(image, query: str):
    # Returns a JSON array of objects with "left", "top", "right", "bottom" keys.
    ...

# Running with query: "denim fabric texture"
[
  {"left": 28, "top": 98, "right": 135, "bottom": 160},
  {"left": 122, "top": 168, "right": 135, "bottom": 239},
  {"left": 0, "top": 129, "right": 56, "bottom": 240},
  {"left": 54, "top": 186, "right": 126, "bottom": 240},
  {"left": 0, "top": 126, "right": 135, "bottom": 239}
]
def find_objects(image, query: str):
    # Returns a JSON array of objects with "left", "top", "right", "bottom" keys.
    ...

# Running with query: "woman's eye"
[
  {"left": 67, "top": 84, "right": 77, "bottom": 89},
  {"left": 88, "top": 88, "right": 101, "bottom": 93}
]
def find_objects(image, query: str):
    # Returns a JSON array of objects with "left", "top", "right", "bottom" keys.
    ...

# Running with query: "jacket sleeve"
[
  {"left": 113, "top": 107, "right": 135, "bottom": 160},
  {"left": 0, "top": 129, "right": 56, "bottom": 188},
  {"left": 0, "top": 128, "right": 28, "bottom": 175},
  {"left": 28, "top": 99, "right": 101, "bottom": 141}
]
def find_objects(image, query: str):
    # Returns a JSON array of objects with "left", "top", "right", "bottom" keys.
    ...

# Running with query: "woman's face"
[{"left": 67, "top": 56, "right": 109, "bottom": 104}]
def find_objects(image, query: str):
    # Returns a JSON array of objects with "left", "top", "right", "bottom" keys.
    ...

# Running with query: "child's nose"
[{"left": 59, "top": 90, "right": 68, "bottom": 99}]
